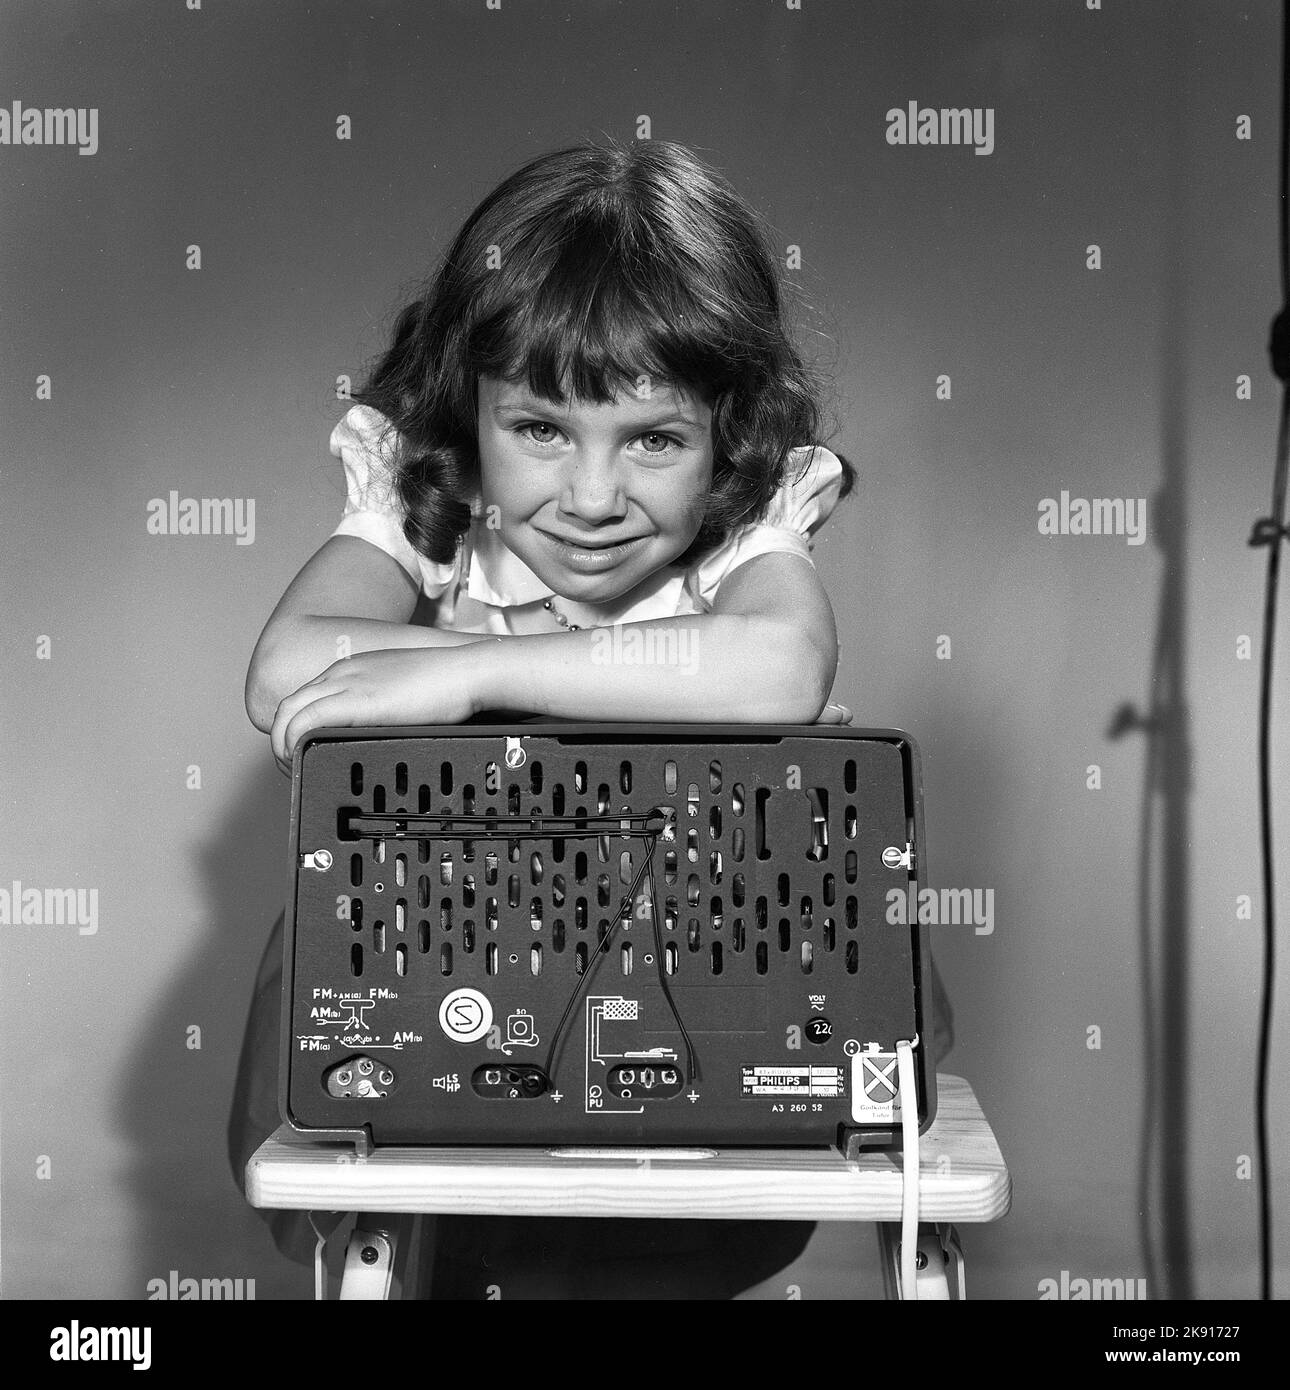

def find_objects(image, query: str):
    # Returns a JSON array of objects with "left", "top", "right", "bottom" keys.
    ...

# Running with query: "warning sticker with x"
[{"left": 849, "top": 1049, "right": 902, "bottom": 1122}]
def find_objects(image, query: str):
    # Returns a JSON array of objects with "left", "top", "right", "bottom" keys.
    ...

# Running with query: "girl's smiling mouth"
[{"left": 537, "top": 530, "right": 650, "bottom": 572}]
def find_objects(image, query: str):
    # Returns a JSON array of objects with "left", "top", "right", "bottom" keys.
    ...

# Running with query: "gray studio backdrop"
[{"left": 2, "top": 0, "right": 1285, "bottom": 1299}]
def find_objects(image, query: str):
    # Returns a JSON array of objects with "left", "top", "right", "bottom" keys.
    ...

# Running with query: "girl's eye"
[
  {"left": 519, "top": 422, "right": 562, "bottom": 445},
  {"left": 637, "top": 432, "right": 678, "bottom": 455}
]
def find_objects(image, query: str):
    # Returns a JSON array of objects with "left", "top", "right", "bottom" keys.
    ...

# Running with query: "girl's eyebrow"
[
  {"left": 491, "top": 397, "right": 705, "bottom": 430},
  {"left": 633, "top": 415, "right": 704, "bottom": 432},
  {"left": 491, "top": 397, "right": 571, "bottom": 419}
]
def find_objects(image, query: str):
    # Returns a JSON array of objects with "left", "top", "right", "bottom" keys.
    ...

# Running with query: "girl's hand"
[
  {"left": 816, "top": 701, "right": 853, "bottom": 725},
  {"left": 269, "top": 647, "right": 482, "bottom": 773}
]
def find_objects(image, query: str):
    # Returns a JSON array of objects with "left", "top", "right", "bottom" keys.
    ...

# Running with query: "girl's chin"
[
  {"left": 539, "top": 566, "right": 667, "bottom": 623},
  {"left": 544, "top": 573, "right": 638, "bottom": 609}
]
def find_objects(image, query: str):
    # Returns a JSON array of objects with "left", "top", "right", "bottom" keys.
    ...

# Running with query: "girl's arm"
[
  {"left": 268, "top": 550, "right": 839, "bottom": 766},
  {"left": 245, "top": 535, "right": 492, "bottom": 734},
  {"left": 476, "top": 550, "right": 835, "bottom": 722}
]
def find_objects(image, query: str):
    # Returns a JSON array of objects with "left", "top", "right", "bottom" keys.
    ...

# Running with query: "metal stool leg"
[
  {"left": 340, "top": 1214, "right": 423, "bottom": 1299},
  {"left": 877, "top": 1222, "right": 965, "bottom": 1300}
]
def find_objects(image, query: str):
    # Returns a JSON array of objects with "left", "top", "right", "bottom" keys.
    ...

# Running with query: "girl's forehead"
[{"left": 478, "top": 374, "right": 711, "bottom": 427}]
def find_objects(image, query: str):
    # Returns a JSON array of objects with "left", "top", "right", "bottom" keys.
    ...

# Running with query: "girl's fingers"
[
  {"left": 280, "top": 690, "right": 365, "bottom": 766},
  {"left": 817, "top": 702, "right": 853, "bottom": 725},
  {"left": 271, "top": 678, "right": 343, "bottom": 766}
]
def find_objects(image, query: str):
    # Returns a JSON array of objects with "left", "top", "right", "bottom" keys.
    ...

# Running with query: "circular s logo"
[{"left": 438, "top": 989, "right": 493, "bottom": 1043}]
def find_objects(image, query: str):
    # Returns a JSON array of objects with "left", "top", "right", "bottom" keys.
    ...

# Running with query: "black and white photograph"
[{"left": 1, "top": 0, "right": 1287, "bottom": 1348}]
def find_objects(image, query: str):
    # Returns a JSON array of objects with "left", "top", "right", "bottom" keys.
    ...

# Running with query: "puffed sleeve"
[
  {"left": 328, "top": 404, "right": 458, "bottom": 597},
  {"left": 690, "top": 444, "right": 846, "bottom": 606}
]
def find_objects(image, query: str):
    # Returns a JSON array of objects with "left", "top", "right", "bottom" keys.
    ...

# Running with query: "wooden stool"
[{"left": 245, "top": 1073, "right": 1009, "bottom": 1299}]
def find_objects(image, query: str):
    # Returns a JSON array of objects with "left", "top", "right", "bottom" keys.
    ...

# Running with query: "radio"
[{"left": 279, "top": 723, "right": 936, "bottom": 1156}]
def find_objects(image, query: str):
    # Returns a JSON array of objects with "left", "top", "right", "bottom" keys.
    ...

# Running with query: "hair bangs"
[{"left": 475, "top": 230, "right": 738, "bottom": 407}]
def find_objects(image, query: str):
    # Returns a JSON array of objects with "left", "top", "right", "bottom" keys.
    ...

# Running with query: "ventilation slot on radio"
[{"left": 304, "top": 745, "right": 917, "bottom": 1100}]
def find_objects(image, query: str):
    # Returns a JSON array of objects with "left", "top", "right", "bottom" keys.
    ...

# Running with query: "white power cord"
[
  {"left": 308, "top": 1211, "right": 329, "bottom": 1301},
  {"left": 895, "top": 1040, "right": 920, "bottom": 1300}
]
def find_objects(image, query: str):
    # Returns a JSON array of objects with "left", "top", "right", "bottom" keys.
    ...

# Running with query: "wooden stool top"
[{"left": 246, "top": 1074, "right": 1010, "bottom": 1223}]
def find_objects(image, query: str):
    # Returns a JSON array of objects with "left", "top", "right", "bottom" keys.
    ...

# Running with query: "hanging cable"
[
  {"left": 643, "top": 849, "right": 700, "bottom": 1082},
  {"left": 307, "top": 1211, "right": 330, "bottom": 1302},
  {"left": 895, "top": 1039, "right": 920, "bottom": 1301},
  {"left": 1245, "top": 0, "right": 1290, "bottom": 1305}
]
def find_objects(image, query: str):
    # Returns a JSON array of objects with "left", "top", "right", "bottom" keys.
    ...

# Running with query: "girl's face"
[{"left": 477, "top": 374, "right": 714, "bottom": 606}]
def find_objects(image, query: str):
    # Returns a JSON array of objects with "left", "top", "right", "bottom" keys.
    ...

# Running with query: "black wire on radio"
[
  {"left": 538, "top": 832, "right": 699, "bottom": 1088},
  {"left": 353, "top": 807, "right": 700, "bottom": 1088},
  {"left": 538, "top": 836, "right": 655, "bottom": 1081},
  {"left": 1247, "top": 0, "right": 1290, "bottom": 1303},
  {"left": 642, "top": 849, "right": 699, "bottom": 1083}
]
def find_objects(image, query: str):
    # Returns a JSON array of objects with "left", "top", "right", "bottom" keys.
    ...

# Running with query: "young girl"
[
  {"left": 234, "top": 139, "right": 950, "bottom": 1297},
  {"left": 247, "top": 141, "right": 850, "bottom": 758}
]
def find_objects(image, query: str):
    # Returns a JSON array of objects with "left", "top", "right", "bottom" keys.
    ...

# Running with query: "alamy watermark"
[
  {"left": 0, "top": 101, "right": 98, "bottom": 155},
  {"left": 146, "top": 492, "right": 255, "bottom": 544},
  {"left": 886, "top": 101, "right": 994, "bottom": 156},
  {"left": 1039, "top": 1270, "right": 1148, "bottom": 1300},
  {"left": 886, "top": 885, "right": 994, "bottom": 936},
  {"left": 50, "top": 1324, "right": 150, "bottom": 1370},
  {"left": 1038, "top": 491, "right": 1146, "bottom": 546},
  {"left": 146, "top": 1270, "right": 256, "bottom": 1300},
  {"left": 0, "top": 882, "right": 97, "bottom": 935},
  {"left": 590, "top": 625, "right": 699, "bottom": 675}
]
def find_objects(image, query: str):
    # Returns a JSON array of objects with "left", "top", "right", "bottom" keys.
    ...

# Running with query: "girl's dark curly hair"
[{"left": 351, "top": 139, "right": 854, "bottom": 568}]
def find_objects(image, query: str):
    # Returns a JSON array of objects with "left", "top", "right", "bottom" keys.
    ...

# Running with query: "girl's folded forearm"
[
  {"left": 245, "top": 616, "right": 493, "bottom": 732},
  {"left": 470, "top": 616, "right": 832, "bottom": 724}
]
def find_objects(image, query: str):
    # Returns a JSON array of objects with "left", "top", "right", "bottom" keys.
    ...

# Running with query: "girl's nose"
[{"left": 559, "top": 449, "right": 628, "bottom": 523}]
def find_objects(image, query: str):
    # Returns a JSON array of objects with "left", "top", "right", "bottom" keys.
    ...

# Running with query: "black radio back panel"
[{"left": 280, "top": 724, "right": 935, "bottom": 1150}]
